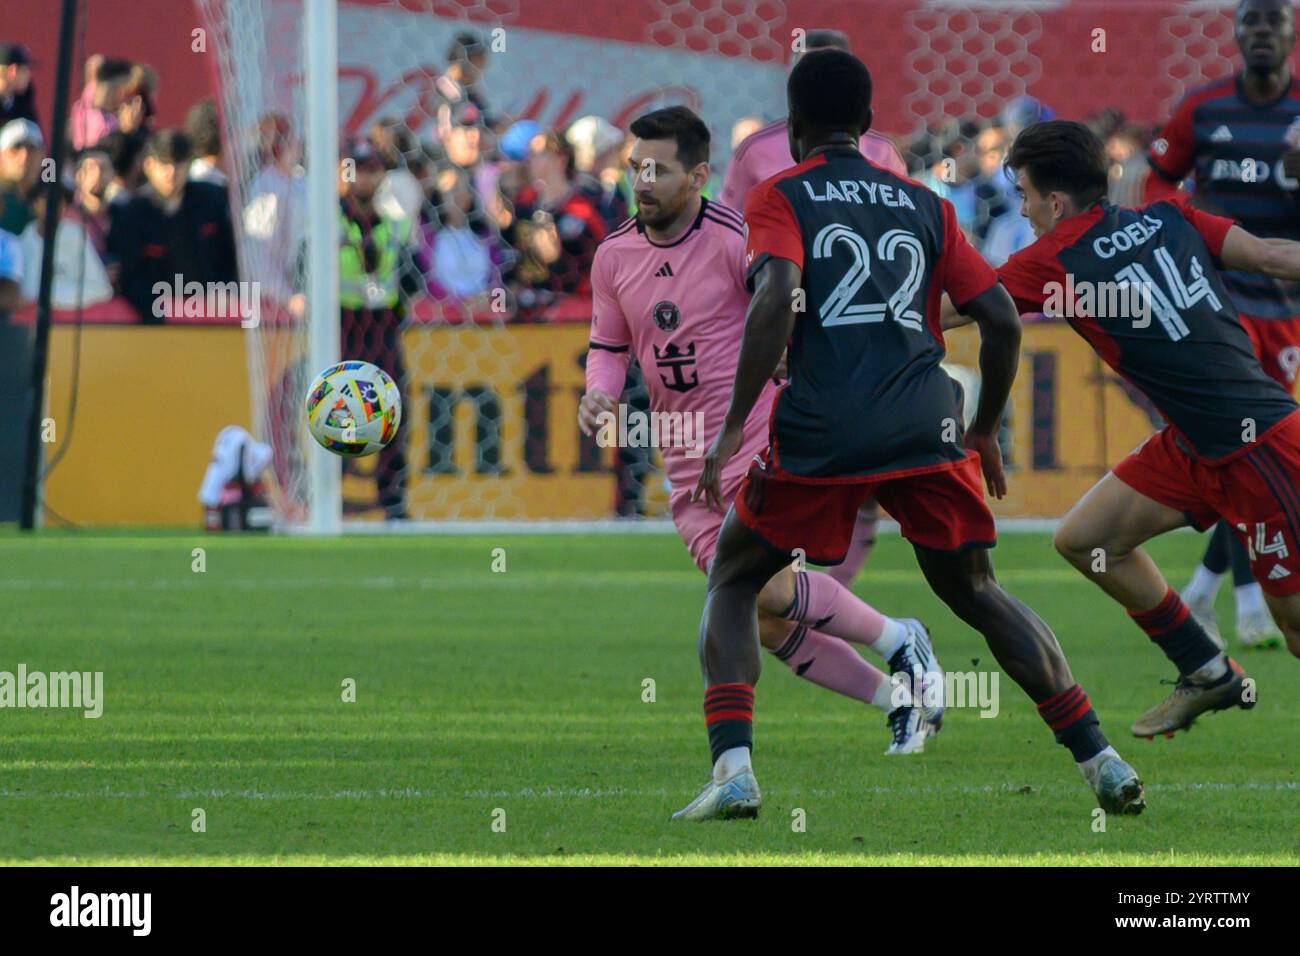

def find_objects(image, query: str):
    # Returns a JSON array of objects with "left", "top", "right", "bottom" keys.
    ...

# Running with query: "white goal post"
[{"left": 304, "top": 0, "right": 341, "bottom": 535}]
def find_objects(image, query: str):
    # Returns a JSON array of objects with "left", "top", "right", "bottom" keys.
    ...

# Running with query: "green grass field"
[{"left": 0, "top": 529, "right": 1295, "bottom": 866}]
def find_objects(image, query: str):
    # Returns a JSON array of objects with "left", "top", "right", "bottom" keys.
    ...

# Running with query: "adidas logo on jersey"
[
  {"left": 655, "top": 262, "right": 674, "bottom": 277},
  {"left": 1210, "top": 125, "right": 1233, "bottom": 142},
  {"left": 1268, "top": 564, "right": 1292, "bottom": 580}
]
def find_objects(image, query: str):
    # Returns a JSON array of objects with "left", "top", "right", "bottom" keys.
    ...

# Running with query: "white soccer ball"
[{"left": 305, "top": 360, "right": 402, "bottom": 457}]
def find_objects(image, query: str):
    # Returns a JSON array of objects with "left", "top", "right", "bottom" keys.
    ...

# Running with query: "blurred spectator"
[
  {"left": 68, "top": 149, "right": 114, "bottom": 265},
  {"left": 97, "top": 129, "right": 144, "bottom": 204},
  {"left": 1105, "top": 121, "right": 1153, "bottom": 209},
  {"left": 18, "top": 182, "right": 114, "bottom": 309},
  {"left": 970, "top": 124, "right": 1012, "bottom": 243},
  {"left": 0, "top": 43, "right": 37, "bottom": 129},
  {"left": 185, "top": 98, "right": 226, "bottom": 187},
  {"left": 506, "top": 130, "right": 606, "bottom": 313},
  {"left": 999, "top": 94, "right": 1054, "bottom": 140},
  {"left": 0, "top": 225, "right": 19, "bottom": 316},
  {"left": 108, "top": 129, "right": 237, "bottom": 322},
  {"left": 0, "top": 118, "right": 43, "bottom": 236},
  {"left": 730, "top": 116, "right": 763, "bottom": 151},
  {"left": 919, "top": 119, "right": 981, "bottom": 233},
  {"left": 418, "top": 165, "right": 501, "bottom": 302},
  {"left": 437, "top": 31, "right": 500, "bottom": 131},
  {"left": 338, "top": 141, "right": 408, "bottom": 517},
  {"left": 566, "top": 115, "right": 628, "bottom": 230},
  {"left": 114, "top": 64, "right": 156, "bottom": 141},
  {"left": 369, "top": 116, "right": 422, "bottom": 228},
  {"left": 69, "top": 55, "right": 132, "bottom": 151},
  {"left": 242, "top": 114, "right": 306, "bottom": 317}
]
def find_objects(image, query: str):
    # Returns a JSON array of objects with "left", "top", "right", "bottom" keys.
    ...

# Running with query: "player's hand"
[
  {"left": 578, "top": 389, "right": 617, "bottom": 437},
  {"left": 693, "top": 419, "right": 744, "bottom": 513},
  {"left": 966, "top": 428, "right": 1007, "bottom": 500}
]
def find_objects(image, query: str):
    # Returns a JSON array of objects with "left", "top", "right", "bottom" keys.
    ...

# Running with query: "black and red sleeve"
[
  {"left": 995, "top": 238, "right": 1063, "bottom": 316},
  {"left": 742, "top": 181, "right": 804, "bottom": 291}
]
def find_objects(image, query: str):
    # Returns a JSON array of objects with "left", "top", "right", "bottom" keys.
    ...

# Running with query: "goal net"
[{"left": 196, "top": 0, "right": 1240, "bottom": 529}]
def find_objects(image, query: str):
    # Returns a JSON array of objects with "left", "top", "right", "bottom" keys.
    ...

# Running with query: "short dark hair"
[
  {"left": 144, "top": 128, "right": 192, "bottom": 164},
  {"left": 804, "top": 29, "right": 850, "bottom": 51},
  {"left": 1005, "top": 120, "right": 1109, "bottom": 208},
  {"left": 448, "top": 31, "right": 485, "bottom": 63},
  {"left": 184, "top": 98, "right": 222, "bottom": 159},
  {"left": 95, "top": 130, "right": 137, "bottom": 175},
  {"left": 788, "top": 48, "right": 872, "bottom": 133},
  {"left": 628, "top": 106, "right": 710, "bottom": 169}
]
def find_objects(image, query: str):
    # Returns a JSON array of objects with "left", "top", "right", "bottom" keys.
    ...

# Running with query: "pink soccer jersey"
[
  {"left": 720, "top": 118, "right": 906, "bottom": 211},
  {"left": 586, "top": 197, "right": 775, "bottom": 498}
]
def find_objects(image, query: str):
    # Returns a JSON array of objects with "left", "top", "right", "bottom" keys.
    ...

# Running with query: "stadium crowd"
[{"left": 0, "top": 31, "right": 1159, "bottom": 327}]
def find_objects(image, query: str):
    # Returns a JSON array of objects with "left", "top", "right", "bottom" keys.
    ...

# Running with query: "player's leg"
[
  {"left": 1054, "top": 464, "right": 1252, "bottom": 738},
  {"left": 826, "top": 499, "right": 879, "bottom": 586},
  {"left": 876, "top": 456, "right": 1145, "bottom": 814},
  {"left": 756, "top": 568, "right": 936, "bottom": 752},
  {"left": 671, "top": 508, "right": 794, "bottom": 821},
  {"left": 1230, "top": 314, "right": 1297, "bottom": 647},
  {"left": 1261, "top": 591, "right": 1300, "bottom": 658},
  {"left": 1231, "top": 534, "right": 1283, "bottom": 648},
  {"left": 761, "top": 564, "right": 944, "bottom": 726},
  {"left": 674, "top": 487, "right": 909, "bottom": 729},
  {"left": 1183, "top": 521, "right": 1232, "bottom": 647},
  {"left": 673, "top": 461, "right": 882, "bottom": 820}
]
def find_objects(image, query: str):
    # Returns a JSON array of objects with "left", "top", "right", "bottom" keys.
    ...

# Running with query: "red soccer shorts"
[
  {"left": 1114, "top": 409, "right": 1300, "bottom": 596},
  {"left": 733, "top": 449, "right": 996, "bottom": 565},
  {"left": 1240, "top": 314, "right": 1300, "bottom": 390}
]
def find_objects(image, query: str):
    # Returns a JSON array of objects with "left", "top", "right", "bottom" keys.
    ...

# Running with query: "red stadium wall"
[{"left": 11, "top": 1, "right": 1255, "bottom": 146}]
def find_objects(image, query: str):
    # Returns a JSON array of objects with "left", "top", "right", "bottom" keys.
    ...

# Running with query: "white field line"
[
  {"left": 0, "top": 567, "right": 1199, "bottom": 590},
  {"left": 323, "top": 518, "right": 1073, "bottom": 536},
  {"left": 0, "top": 782, "right": 1294, "bottom": 801}
]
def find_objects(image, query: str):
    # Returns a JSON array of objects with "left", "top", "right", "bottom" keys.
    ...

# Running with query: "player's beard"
[{"left": 639, "top": 188, "right": 690, "bottom": 231}]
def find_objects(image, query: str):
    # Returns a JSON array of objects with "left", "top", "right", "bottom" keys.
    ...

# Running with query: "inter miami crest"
[{"left": 652, "top": 299, "right": 680, "bottom": 332}]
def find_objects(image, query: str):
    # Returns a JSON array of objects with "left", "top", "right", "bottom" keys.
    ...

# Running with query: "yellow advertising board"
[{"left": 42, "top": 319, "right": 1177, "bottom": 526}]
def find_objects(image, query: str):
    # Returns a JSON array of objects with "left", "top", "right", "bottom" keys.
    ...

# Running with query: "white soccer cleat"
[
  {"left": 1236, "top": 609, "right": 1283, "bottom": 649},
  {"left": 670, "top": 770, "right": 762, "bottom": 821},
  {"left": 885, "top": 704, "right": 935, "bottom": 755},
  {"left": 1182, "top": 588, "right": 1225, "bottom": 650},
  {"left": 890, "top": 618, "right": 946, "bottom": 727}
]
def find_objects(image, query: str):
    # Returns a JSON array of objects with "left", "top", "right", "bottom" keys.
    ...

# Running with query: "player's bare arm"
[
  {"left": 939, "top": 292, "right": 974, "bottom": 331},
  {"left": 693, "top": 256, "right": 800, "bottom": 511},
  {"left": 958, "top": 283, "right": 1022, "bottom": 499},
  {"left": 1220, "top": 226, "right": 1300, "bottom": 281}
]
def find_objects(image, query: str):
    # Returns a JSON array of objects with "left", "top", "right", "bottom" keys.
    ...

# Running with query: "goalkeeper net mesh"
[{"left": 196, "top": 0, "right": 1240, "bottom": 528}]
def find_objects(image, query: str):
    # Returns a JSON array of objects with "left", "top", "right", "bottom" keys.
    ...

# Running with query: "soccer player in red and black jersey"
[
  {"left": 972, "top": 120, "right": 1300, "bottom": 742},
  {"left": 672, "top": 50, "right": 1145, "bottom": 821},
  {"left": 1145, "top": 0, "right": 1300, "bottom": 648}
]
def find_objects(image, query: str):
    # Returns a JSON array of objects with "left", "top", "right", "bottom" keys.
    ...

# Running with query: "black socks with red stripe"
[
  {"left": 1037, "top": 684, "right": 1108, "bottom": 762},
  {"left": 704, "top": 683, "right": 754, "bottom": 763},
  {"left": 1130, "top": 587, "right": 1222, "bottom": 676}
]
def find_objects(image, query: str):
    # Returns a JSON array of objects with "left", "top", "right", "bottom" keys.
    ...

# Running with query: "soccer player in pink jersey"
[
  {"left": 578, "top": 106, "right": 944, "bottom": 753},
  {"left": 720, "top": 28, "right": 901, "bottom": 587}
]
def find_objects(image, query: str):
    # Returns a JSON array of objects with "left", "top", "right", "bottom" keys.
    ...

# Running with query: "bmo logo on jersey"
[{"left": 1208, "top": 157, "right": 1299, "bottom": 189}]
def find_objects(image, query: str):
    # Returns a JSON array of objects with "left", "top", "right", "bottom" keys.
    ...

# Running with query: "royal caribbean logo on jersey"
[
  {"left": 654, "top": 341, "right": 698, "bottom": 393},
  {"left": 652, "top": 299, "right": 681, "bottom": 331}
]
